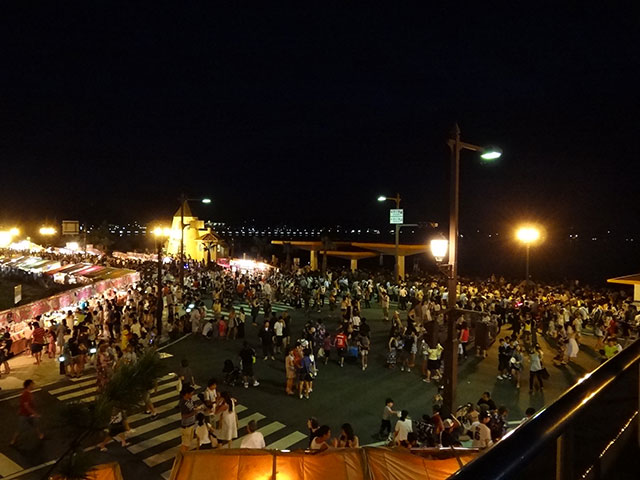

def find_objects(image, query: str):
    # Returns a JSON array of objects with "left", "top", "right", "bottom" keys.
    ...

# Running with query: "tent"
[
  {"left": 167, "top": 447, "right": 477, "bottom": 480},
  {"left": 51, "top": 462, "right": 123, "bottom": 480}
]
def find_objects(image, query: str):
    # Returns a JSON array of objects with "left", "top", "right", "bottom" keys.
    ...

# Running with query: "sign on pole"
[
  {"left": 14, "top": 284, "right": 22, "bottom": 304},
  {"left": 389, "top": 209, "right": 404, "bottom": 224},
  {"left": 62, "top": 220, "right": 80, "bottom": 235}
]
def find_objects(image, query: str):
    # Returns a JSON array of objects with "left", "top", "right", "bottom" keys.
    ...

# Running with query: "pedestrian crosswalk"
[
  {"left": 204, "top": 301, "right": 295, "bottom": 320},
  {"left": 44, "top": 369, "right": 308, "bottom": 480}
]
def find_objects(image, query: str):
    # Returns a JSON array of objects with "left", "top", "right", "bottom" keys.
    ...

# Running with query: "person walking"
[
  {"left": 98, "top": 408, "right": 130, "bottom": 451},
  {"left": 378, "top": 398, "right": 398, "bottom": 440},
  {"left": 258, "top": 321, "right": 275, "bottom": 361},
  {"left": 528, "top": 344, "right": 546, "bottom": 393},
  {"left": 285, "top": 347, "right": 297, "bottom": 395},
  {"left": 239, "top": 341, "right": 260, "bottom": 388},
  {"left": 11, "top": 380, "right": 44, "bottom": 445}
]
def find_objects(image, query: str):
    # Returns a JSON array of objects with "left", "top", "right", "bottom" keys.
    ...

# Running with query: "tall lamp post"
[
  {"left": 39, "top": 227, "right": 57, "bottom": 248},
  {"left": 153, "top": 227, "right": 171, "bottom": 336},
  {"left": 178, "top": 195, "right": 211, "bottom": 289},
  {"left": 516, "top": 226, "right": 541, "bottom": 282},
  {"left": 377, "top": 193, "right": 402, "bottom": 281},
  {"left": 430, "top": 124, "right": 502, "bottom": 414}
]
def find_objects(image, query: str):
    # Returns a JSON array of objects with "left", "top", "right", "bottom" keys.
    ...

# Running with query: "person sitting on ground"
[
  {"left": 240, "top": 419, "right": 266, "bottom": 449},
  {"left": 332, "top": 423, "right": 359, "bottom": 448},
  {"left": 477, "top": 391, "right": 497, "bottom": 411},
  {"left": 440, "top": 417, "right": 462, "bottom": 447},
  {"left": 310, "top": 425, "right": 331, "bottom": 451},
  {"left": 470, "top": 411, "right": 493, "bottom": 449}
]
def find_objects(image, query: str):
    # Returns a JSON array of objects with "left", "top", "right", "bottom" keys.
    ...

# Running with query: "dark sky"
[{"left": 1, "top": 3, "right": 639, "bottom": 233}]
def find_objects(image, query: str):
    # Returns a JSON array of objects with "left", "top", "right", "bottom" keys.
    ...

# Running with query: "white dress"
[
  {"left": 567, "top": 337, "right": 579, "bottom": 358},
  {"left": 217, "top": 406, "right": 238, "bottom": 441}
]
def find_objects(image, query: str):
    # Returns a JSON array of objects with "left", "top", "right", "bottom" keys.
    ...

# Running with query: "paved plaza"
[{"left": 0, "top": 297, "right": 602, "bottom": 480}]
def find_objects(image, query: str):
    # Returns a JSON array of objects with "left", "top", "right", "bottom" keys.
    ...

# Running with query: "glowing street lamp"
[
  {"left": 430, "top": 237, "right": 449, "bottom": 263},
  {"left": 479, "top": 146, "right": 503, "bottom": 161},
  {"left": 516, "top": 225, "right": 541, "bottom": 282},
  {"left": 39, "top": 227, "right": 57, "bottom": 236},
  {"left": 438, "top": 124, "right": 503, "bottom": 414}
]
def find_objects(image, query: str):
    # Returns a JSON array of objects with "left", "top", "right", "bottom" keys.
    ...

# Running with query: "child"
[
  {"left": 378, "top": 398, "right": 398, "bottom": 440},
  {"left": 195, "top": 412, "right": 217, "bottom": 449}
]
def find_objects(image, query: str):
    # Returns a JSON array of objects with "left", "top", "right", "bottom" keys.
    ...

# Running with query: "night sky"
[{"left": 2, "top": 3, "right": 639, "bottom": 233}]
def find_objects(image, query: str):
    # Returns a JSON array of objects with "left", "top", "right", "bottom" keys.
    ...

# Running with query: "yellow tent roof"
[
  {"left": 168, "top": 447, "right": 477, "bottom": 480},
  {"left": 607, "top": 273, "right": 640, "bottom": 286}
]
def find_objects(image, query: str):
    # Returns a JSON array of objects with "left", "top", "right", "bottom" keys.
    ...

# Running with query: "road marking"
[
  {"left": 231, "top": 421, "right": 285, "bottom": 448},
  {"left": 158, "top": 333, "right": 192, "bottom": 351},
  {"left": 0, "top": 453, "right": 22, "bottom": 476},
  {"left": 238, "top": 412, "right": 265, "bottom": 429},
  {"left": 267, "top": 431, "right": 307, "bottom": 450},
  {"left": 129, "top": 429, "right": 179, "bottom": 454},
  {"left": 127, "top": 413, "right": 181, "bottom": 439},
  {"left": 57, "top": 382, "right": 98, "bottom": 402},
  {"left": 69, "top": 372, "right": 96, "bottom": 382},
  {"left": 143, "top": 446, "right": 179, "bottom": 467},
  {"left": 161, "top": 470, "right": 172, "bottom": 480},
  {"left": 58, "top": 386, "right": 97, "bottom": 401},
  {"left": 0, "top": 389, "right": 42, "bottom": 402},
  {"left": 49, "top": 379, "right": 96, "bottom": 395}
]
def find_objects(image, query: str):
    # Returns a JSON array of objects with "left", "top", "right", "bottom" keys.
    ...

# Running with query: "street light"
[
  {"left": 432, "top": 124, "right": 502, "bottom": 415},
  {"left": 516, "top": 225, "right": 541, "bottom": 282},
  {"left": 153, "top": 226, "right": 171, "bottom": 336},
  {"left": 178, "top": 195, "right": 212, "bottom": 289},
  {"left": 429, "top": 237, "right": 448, "bottom": 263},
  {"left": 39, "top": 227, "right": 57, "bottom": 236},
  {"left": 377, "top": 193, "right": 402, "bottom": 281}
]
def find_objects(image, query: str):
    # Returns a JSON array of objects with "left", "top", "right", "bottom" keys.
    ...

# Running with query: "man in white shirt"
[
  {"left": 240, "top": 420, "right": 265, "bottom": 449},
  {"left": 470, "top": 412, "right": 493, "bottom": 449}
]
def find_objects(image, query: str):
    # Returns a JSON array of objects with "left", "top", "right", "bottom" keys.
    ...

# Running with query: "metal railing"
[{"left": 450, "top": 338, "right": 640, "bottom": 480}]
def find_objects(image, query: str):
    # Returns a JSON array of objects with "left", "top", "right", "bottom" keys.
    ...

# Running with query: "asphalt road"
[{"left": 0, "top": 300, "right": 599, "bottom": 480}]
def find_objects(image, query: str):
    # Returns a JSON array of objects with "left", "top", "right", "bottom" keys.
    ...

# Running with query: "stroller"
[{"left": 223, "top": 359, "right": 243, "bottom": 386}]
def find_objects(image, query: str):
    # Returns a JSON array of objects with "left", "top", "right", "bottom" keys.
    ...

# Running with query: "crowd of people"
[{"left": 2, "top": 249, "right": 639, "bottom": 455}]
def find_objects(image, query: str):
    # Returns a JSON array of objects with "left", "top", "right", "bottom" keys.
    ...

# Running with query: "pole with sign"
[{"left": 390, "top": 207, "right": 403, "bottom": 281}]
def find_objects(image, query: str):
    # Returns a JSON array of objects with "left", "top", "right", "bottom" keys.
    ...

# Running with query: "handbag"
[{"left": 539, "top": 367, "right": 550, "bottom": 380}]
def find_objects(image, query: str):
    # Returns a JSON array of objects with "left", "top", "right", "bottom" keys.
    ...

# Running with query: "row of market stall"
[
  {"left": 0, "top": 255, "right": 129, "bottom": 285},
  {"left": 0, "top": 254, "right": 140, "bottom": 353}
]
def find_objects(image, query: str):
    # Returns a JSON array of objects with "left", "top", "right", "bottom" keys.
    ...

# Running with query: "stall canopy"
[
  {"left": 168, "top": 447, "right": 477, "bottom": 480},
  {"left": 51, "top": 462, "right": 123, "bottom": 480}
]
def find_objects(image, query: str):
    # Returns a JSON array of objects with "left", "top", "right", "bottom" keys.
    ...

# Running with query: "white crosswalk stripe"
[
  {"left": 267, "top": 431, "right": 307, "bottom": 450},
  {"left": 116, "top": 401, "right": 305, "bottom": 477},
  {"left": 204, "top": 301, "right": 295, "bottom": 319},
  {"left": 47, "top": 373, "right": 178, "bottom": 403}
]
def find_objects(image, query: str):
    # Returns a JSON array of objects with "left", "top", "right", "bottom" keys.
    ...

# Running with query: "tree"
[{"left": 44, "top": 349, "right": 162, "bottom": 480}]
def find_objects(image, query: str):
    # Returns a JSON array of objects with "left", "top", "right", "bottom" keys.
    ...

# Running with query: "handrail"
[{"left": 450, "top": 338, "right": 640, "bottom": 480}]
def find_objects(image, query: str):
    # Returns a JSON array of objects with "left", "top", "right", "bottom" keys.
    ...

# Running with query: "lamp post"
[
  {"left": 178, "top": 195, "right": 211, "bottom": 289},
  {"left": 431, "top": 124, "right": 502, "bottom": 414},
  {"left": 39, "top": 227, "right": 57, "bottom": 248},
  {"left": 153, "top": 227, "right": 171, "bottom": 336},
  {"left": 377, "top": 193, "right": 402, "bottom": 281},
  {"left": 516, "top": 226, "right": 541, "bottom": 282}
]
